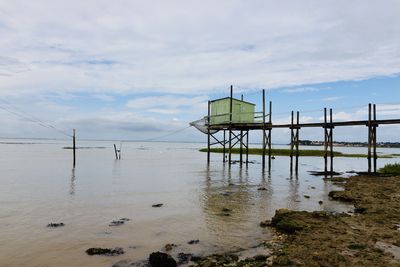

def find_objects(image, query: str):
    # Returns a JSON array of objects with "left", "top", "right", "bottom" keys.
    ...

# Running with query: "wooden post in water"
[
  {"left": 240, "top": 94, "right": 243, "bottom": 166},
  {"left": 290, "top": 111, "right": 294, "bottom": 174},
  {"left": 323, "top": 108, "right": 334, "bottom": 173},
  {"left": 228, "top": 85, "right": 233, "bottom": 165},
  {"left": 268, "top": 101, "right": 272, "bottom": 171},
  {"left": 72, "top": 129, "right": 76, "bottom": 167},
  {"left": 324, "top": 108, "right": 328, "bottom": 173},
  {"left": 368, "top": 103, "right": 372, "bottom": 173},
  {"left": 246, "top": 130, "right": 249, "bottom": 166},
  {"left": 262, "top": 89, "right": 266, "bottom": 169},
  {"left": 295, "top": 111, "right": 300, "bottom": 174},
  {"left": 223, "top": 130, "right": 226, "bottom": 162},
  {"left": 373, "top": 104, "right": 377, "bottom": 173},
  {"left": 329, "top": 109, "right": 334, "bottom": 173},
  {"left": 207, "top": 100, "right": 211, "bottom": 164},
  {"left": 368, "top": 103, "right": 378, "bottom": 173},
  {"left": 113, "top": 144, "right": 119, "bottom": 160}
]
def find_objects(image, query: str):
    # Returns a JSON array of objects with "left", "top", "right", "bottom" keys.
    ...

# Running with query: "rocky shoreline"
[{"left": 109, "top": 174, "right": 400, "bottom": 266}]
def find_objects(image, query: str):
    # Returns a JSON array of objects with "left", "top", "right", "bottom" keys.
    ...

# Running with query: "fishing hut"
[{"left": 190, "top": 85, "right": 400, "bottom": 174}]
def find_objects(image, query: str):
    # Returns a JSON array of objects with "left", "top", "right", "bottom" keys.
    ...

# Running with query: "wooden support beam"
[
  {"left": 373, "top": 104, "right": 377, "bottom": 173},
  {"left": 73, "top": 129, "right": 76, "bottom": 167},
  {"left": 296, "top": 111, "right": 300, "bottom": 174},
  {"left": 329, "top": 108, "right": 334, "bottom": 173},
  {"left": 223, "top": 130, "right": 226, "bottom": 162},
  {"left": 290, "top": 111, "right": 294, "bottom": 174},
  {"left": 229, "top": 85, "right": 233, "bottom": 164},
  {"left": 368, "top": 103, "right": 372, "bottom": 173},
  {"left": 262, "top": 89, "right": 266, "bottom": 169},
  {"left": 246, "top": 130, "right": 249, "bottom": 166},
  {"left": 268, "top": 101, "right": 272, "bottom": 171},
  {"left": 113, "top": 144, "right": 118, "bottom": 160},
  {"left": 324, "top": 108, "right": 328, "bottom": 173},
  {"left": 240, "top": 130, "right": 243, "bottom": 165},
  {"left": 207, "top": 101, "right": 211, "bottom": 164}
]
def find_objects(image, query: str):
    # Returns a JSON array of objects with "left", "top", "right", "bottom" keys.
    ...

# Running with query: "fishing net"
[{"left": 189, "top": 117, "right": 219, "bottom": 134}]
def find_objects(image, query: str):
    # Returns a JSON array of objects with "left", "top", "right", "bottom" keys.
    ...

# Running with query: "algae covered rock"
[
  {"left": 271, "top": 209, "right": 303, "bottom": 233},
  {"left": 149, "top": 251, "right": 177, "bottom": 267}
]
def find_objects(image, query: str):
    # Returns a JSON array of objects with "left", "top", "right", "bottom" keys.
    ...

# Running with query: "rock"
[
  {"left": 375, "top": 241, "right": 400, "bottom": 260},
  {"left": 148, "top": 252, "right": 177, "bottom": 267},
  {"left": 348, "top": 243, "right": 367, "bottom": 250},
  {"left": 109, "top": 218, "right": 130, "bottom": 226},
  {"left": 152, "top": 204, "right": 163, "bottom": 208},
  {"left": 221, "top": 208, "right": 232, "bottom": 213},
  {"left": 86, "top": 247, "right": 124, "bottom": 256},
  {"left": 257, "top": 187, "right": 267, "bottom": 191},
  {"left": 177, "top": 253, "right": 192, "bottom": 264},
  {"left": 47, "top": 222, "right": 65, "bottom": 228},
  {"left": 109, "top": 221, "right": 123, "bottom": 226},
  {"left": 271, "top": 209, "right": 303, "bottom": 233},
  {"left": 190, "top": 255, "right": 202, "bottom": 262},
  {"left": 354, "top": 206, "right": 367, "bottom": 214},
  {"left": 260, "top": 220, "right": 271, "bottom": 228},
  {"left": 164, "top": 243, "right": 176, "bottom": 251},
  {"left": 328, "top": 191, "right": 354, "bottom": 202},
  {"left": 188, "top": 239, "right": 199, "bottom": 245},
  {"left": 318, "top": 201, "right": 323, "bottom": 205}
]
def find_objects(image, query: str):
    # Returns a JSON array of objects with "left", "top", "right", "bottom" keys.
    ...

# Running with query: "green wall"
[{"left": 210, "top": 98, "right": 255, "bottom": 125}]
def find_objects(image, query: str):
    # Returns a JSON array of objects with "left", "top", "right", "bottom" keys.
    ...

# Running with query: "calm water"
[{"left": 0, "top": 139, "right": 399, "bottom": 266}]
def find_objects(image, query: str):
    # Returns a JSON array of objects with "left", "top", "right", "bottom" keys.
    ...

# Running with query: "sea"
[{"left": 0, "top": 139, "right": 398, "bottom": 266}]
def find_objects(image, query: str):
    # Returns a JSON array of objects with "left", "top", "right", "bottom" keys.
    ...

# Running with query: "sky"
[{"left": 0, "top": 0, "right": 399, "bottom": 143}]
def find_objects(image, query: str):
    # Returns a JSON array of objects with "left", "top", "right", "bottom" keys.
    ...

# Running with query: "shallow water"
[{"left": 0, "top": 139, "right": 398, "bottom": 266}]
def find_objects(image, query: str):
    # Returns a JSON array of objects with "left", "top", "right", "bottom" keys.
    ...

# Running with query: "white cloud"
[
  {"left": 323, "top": 96, "right": 342, "bottom": 102},
  {"left": 283, "top": 87, "right": 320, "bottom": 93},
  {"left": 0, "top": 0, "right": 399, "bottom": 96}
]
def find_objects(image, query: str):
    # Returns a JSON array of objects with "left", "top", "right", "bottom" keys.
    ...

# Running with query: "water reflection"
[
  {"left": 200, "top": 163, "right": 274, "bottom": 250},
  {"left": 69, "top": 168, "right": 76, "bottom": 196}
]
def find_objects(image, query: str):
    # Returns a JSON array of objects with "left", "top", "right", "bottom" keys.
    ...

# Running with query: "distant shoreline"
[
  {"left": 298, "top": 140, "right": 400, "bottom": 148},
  {"left": 200, "top": 148, "right": 398, "bottom": 158}
]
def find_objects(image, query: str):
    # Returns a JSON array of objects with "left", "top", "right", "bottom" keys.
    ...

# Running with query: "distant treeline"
[{"left": 297, "top": 140, "right": 400, "bottom": 148}]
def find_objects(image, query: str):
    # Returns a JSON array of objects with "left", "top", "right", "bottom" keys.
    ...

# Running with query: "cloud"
[
  {"left": 283, "top": 87, "right": 320, "bottom": 93},
  {"left": 126, "top": 95, "right": 208, "bottom": 115},
  {"left": 0, "top": 0, "right": 399, "bottom": 96},
  {"left": 322, "top": 96, "right": 343, "bottom": 102}
]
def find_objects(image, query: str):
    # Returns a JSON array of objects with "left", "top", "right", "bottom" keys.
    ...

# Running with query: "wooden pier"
[{"left": 205, "top": 87, "right": 400, "bottom": 174}]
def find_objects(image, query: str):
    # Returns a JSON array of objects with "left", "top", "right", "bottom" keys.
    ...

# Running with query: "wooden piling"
[
  {"left": 207, "top": 100, "right": 211, "bottom": 164},
  {"left": 72, "top": 129, "right": 76, "bottom": 167},
  {"left": 324, "top": 108, "right": 328, "bottom": 173},
  {"left": 295, "top": 111, "right": 300, "bottom": 174},
  {"left": 229, "top": 85, "right": 233, "bottom": 164},
  {"left": 114, "top": 144, "right": 118, "bottom": 160},
  {"left": 268, "top": 101, "right": 272, "bottom": 170},
  {"left": 329, "top": 109, "right": 334, "bottom": 173},
  {"left": 368, "top": 103, "right": 372, "bottom": 173},
  {"left": 290, "top": 111, "right": 294, "bottom": 173},
  {"left": 223, "top": 130, "right": 226, "bottom": 162},
  {"left": 373, "top": 104, "right": 377, "bottom": 173},
  {"left": 246, "top": 130, "right": 249, "bottom": 166},
  {"left": 262, "top": 89, "right": 266, "bottom": 169}
]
